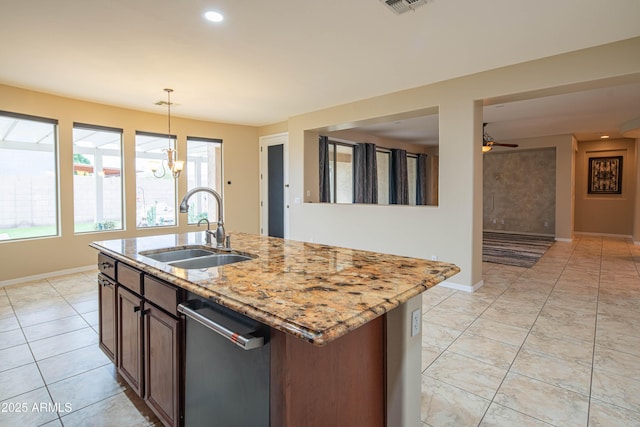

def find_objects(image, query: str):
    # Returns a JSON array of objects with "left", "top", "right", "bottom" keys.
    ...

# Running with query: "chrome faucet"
[
  {"left": 180, "top": 187, "right": 226, "bottom": 249},
  {"left": 197, "top": 218, "right": 215, "bottom": 245}
]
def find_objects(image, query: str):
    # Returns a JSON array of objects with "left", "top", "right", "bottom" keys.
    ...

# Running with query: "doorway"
[{"left": 259, "top": 133, "right": 289, "bottom": 238}]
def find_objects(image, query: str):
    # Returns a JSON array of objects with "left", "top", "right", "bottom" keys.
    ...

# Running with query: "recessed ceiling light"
[{"left": 204, "top": 11, "right": 224, "bottom": 23}]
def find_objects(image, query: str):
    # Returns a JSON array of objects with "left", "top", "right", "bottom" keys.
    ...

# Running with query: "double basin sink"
[{"left": 140, "top": 246, "right": 255, "bottom": 270}]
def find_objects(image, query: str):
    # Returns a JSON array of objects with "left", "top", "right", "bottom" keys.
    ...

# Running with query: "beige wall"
[
  {"left": 258, "top": 121, "right": 288, "bottom": 137},
  {"left": 575, "top": 138, "right": 637, "bottom": 235},
  {"left": 285, "top": 37, "right": 640, "bottom": 289},
  {"left": 635, "top": 138, "right": 640, "bottom": 242},
  {"left": 0, "top": 84, "right": 260, "bottom": 282},
  {"left": 3, "top": 37, "right": 640, "bottom": 286}
]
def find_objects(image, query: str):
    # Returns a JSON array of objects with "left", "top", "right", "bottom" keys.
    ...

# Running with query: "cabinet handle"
[
  {"left": 133, "top": 306, "right": 141, "bottom": 313},
  {"left": 99, "top": 262, "right": 113, "bottom": 269}
]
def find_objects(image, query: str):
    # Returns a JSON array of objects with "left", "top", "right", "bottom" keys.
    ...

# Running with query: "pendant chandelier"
[{"left": 153, "top": 88, "right": 184, "bottom": 178}]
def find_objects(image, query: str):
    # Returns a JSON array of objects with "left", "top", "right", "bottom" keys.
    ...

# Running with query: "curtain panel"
[
  {"left": 390, "top": 149, "right": 409, "bottom": 204},
  {"left": 416, "top": 153, "right": 428, "bottom": 205},
  {"left": 353, "top": 142, "right": 378, "bottom": 204},
  {"left": 318, "top": 136, "right": 331, "bottom": 203}
]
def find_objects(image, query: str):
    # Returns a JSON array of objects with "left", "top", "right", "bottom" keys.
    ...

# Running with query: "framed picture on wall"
[{"left": 588, "top": 156, "right": 623, "bottom": 194}]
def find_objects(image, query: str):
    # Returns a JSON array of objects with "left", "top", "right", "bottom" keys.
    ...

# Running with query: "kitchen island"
[{"left": 91, "top": 232, "right": 459, "bottom": 427}]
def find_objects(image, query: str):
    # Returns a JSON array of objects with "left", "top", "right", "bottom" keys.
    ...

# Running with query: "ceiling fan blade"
[{"left": 492, "top": 143, "right": 519, "bottom": 147}]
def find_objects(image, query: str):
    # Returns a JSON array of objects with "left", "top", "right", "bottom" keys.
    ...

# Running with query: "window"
[
  {"left": 407, "top": 155, "right": 417, "bottom": 206},
  {"left": 323, "top": 137, "right": 430, "bottom": 205},
  {"left": 135, "top": 132, "right": 177, "bottom": 228},
  {"left": 376, "top": 151, "right": 390, "bottom": 204},
  {"left": 328, "top": 143, "right": 353, "bottom": 203},
  {"left": 0, "top": 111, "right": 58, "bottom": 241},
  {"left": 186, "top": 137, "right": 223, "bottom": 224},
  {"left": 73, "top": 124, "right": 123, "bottom": 233}
]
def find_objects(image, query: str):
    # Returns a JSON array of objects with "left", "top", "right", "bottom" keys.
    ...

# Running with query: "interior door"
[
  {"left": 260, "top": 133, "right": 289, "bottom": 238},
  {"left": 268, "top": 144, "right": 284, "bottom": 238}
]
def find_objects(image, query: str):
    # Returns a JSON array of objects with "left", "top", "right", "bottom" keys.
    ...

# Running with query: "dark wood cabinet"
[
  {"left": 270, "top": 315, "right": 385, "bottom": 427},
  {"left": 145, "top": 304, "right": 183, "bottom": 427},
  {"left": 117, "top": 285, "right": 145, "bottom": 397},
  {"left": 98, "top": 253, "right": 184, "bottom": 427},
  {"left": 98, "top": 274, "right": 117, "bottom": 363}
]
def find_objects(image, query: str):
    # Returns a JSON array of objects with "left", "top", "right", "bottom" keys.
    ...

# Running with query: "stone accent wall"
[{"left": 483, "top": 148, "right": 556, "bottom": 235}]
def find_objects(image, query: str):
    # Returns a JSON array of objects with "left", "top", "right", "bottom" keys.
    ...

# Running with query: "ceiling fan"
[{"left": 483, "top": 123, "right": 519, "bottom": 152}]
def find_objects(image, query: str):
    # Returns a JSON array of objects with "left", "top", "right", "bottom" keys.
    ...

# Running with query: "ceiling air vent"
[{"left": 381, "top": 0, "right": 429, "bottom": 15}]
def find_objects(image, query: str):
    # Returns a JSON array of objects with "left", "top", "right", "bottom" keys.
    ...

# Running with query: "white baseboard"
[
  {"left": 573, "top": 231, "right": 633, "bottom": 239},
  {"left": 555, "top": 237, "right": 573, "bottom": 242},
  {"left": 0, "top": 265, "right": 97, "bottom": 288},
  {"left": 437, "top": 279, "right": 484, "bottom": 293}
]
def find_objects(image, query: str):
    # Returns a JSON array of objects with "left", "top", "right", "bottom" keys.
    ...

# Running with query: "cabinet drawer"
[
  {"left": 98, "top": 253, "right": 117, "bottom": 281},
  {"left": 118, "top": 263, "right": 143, "bottom": 295},
  {"left": 144, "top": 276, "right": 181, "bottom": 316}
]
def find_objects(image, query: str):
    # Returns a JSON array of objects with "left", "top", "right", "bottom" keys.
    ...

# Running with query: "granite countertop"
[{"left": 90, "top": 232, "right": 460, "bottom": 346}]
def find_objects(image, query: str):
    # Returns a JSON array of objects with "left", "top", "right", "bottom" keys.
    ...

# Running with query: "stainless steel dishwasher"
[{"left": 178, "top": 292, "right": 270, "bottom": 427}]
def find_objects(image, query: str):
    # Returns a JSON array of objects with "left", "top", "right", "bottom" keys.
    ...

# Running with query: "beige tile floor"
[
  {"left": 422, "top": 236, "right": 640, "bottom": 427},
  {"left": 0, "top": 235, "right": 639, "bottom": 426},
  {"left": 0, "top": 270, "right": 160, "bottom": 427}
]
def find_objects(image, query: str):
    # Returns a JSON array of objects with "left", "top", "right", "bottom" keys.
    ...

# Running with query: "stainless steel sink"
[
  {"left": 168, "top": 254, "right": 253, "bottom": 269},
  {"left": 139, "top": 246, "right": 255, "bottom": 269},
  {"left": 141, "top": 248, "right": 217, "bottom": 263}
]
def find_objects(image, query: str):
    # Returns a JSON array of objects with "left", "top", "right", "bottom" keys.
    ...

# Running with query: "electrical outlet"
[
  {"left": 411, "top": 309, "right": 421, "bottom": 337},
  {"left": 431, "top": 255, "right": 437, "bottom": 261}
]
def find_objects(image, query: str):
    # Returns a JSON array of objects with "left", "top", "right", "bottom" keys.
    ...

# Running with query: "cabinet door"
[
  {"left": 98, "top": 275, "right": 117, "bottom": 363},
  {"left": 117, "top": 286, "right": 144, "bottom": 397},
  {"left": 145, "top": 304, "right": 183, "bottom": 427}
]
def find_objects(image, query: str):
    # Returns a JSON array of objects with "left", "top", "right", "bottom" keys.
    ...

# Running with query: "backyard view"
[
  {"left": 1, "top": 113, "right": 223, "bottom": 241},
  {"left": 0, "top": 113, "right": 58, "bottom": 240}
]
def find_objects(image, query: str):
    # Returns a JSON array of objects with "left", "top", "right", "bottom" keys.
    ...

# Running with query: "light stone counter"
[{"left": 91, "top": 231, "right": 460, "bottom": 346}]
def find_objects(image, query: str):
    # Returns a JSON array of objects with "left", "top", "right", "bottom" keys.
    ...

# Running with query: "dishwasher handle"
[{"left": 178, "top": 301, "right": 265, "bottom": 350}]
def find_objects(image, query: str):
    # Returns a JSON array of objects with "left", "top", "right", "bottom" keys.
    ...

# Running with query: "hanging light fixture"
[
  {"left": 482, "top": 123, "right": 519, "bottom": 153},
  {"left": 482, "top": 123, "right": 494, "bottom": 152},
  {"left": 153, "top": 88, "right": 184, "bottom": 178}
]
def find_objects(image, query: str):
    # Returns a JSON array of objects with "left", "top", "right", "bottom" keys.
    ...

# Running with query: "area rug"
[{"left": 483, "top": 232, "right": 555, "bottom": 268}]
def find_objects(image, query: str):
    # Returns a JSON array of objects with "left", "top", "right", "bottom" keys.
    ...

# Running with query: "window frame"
[
  {"left": 185, "top": 136, "right": 224, "bottom": 224},
  {"left": 327, "top": 140, "right": 354, "bottom": 203},
  {"left": 134, "top": 130, "right": 178, "bottom": 229},
  {"left": 325, "top": 138, "right": 425, "bottom": 205},
  {"left": 72, "top": 122, "right": 124, "bottom": 234},
  {"left": 0, "top": 110, "right": 60, "bottom": 242}
]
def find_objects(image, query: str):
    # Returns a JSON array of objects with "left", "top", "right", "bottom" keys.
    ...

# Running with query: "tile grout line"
[
  {"left": 475, "top": 236, "right": 581, "bottom": 426},
  {"left": 2, "top": 281, "right": 64, "bottom": 426},
  {"left": 425, "top": 256, "right": 547, "bottom": 425},
  {"left": 584, "top": 236, "right": 604, "bottom": 427}
]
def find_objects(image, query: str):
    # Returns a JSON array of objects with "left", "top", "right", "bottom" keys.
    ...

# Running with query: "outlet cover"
[{"left": 411, "top": 308, "right": 421, "bottom": 337}]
